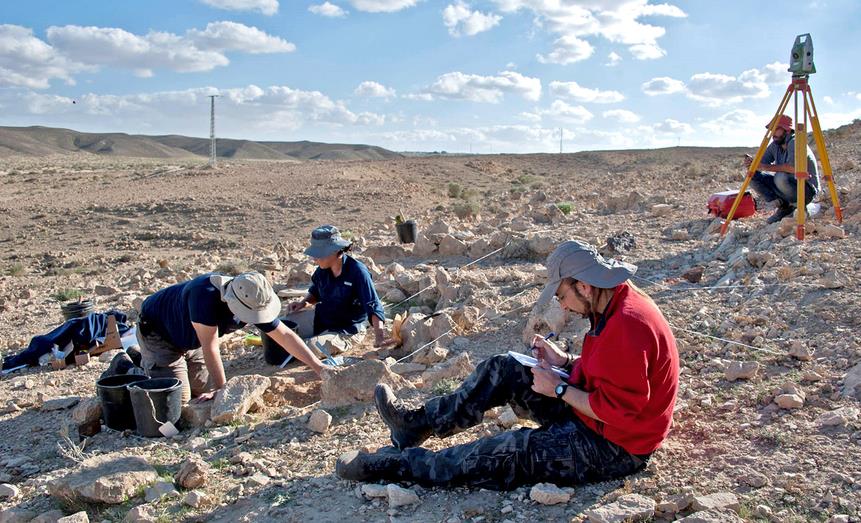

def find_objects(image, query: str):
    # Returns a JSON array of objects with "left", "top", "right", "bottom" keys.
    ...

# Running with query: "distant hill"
[{"left": 0, "top": 126, "right": 402, "bottom": 161}]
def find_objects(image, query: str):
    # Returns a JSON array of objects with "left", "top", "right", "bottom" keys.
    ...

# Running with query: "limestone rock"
[
  {"left": 724, "top": 361, "right": 759, "bottom": 381},
  {"left": 421, "top": 353, "right": 474, "bottom": 388},
  {"left": 361, "top": 484, "right": 388, "bottom": 498},
  {"left": 438, "top": 235, "right": 468, "bottom": 256},
  {"left": 48, "top": 454, "right": 158, "bottom": 504},
  {"left": 529, "top": 482, "right": 570, "bottom": 505},
  {"left": 842, "top": 362, "right": 861, "bottom": 399},
  {"left": 400, "top": 313, "right": 430, "bottom": 353},
  {"left": 41, "top": 397, "right": 80, "bottom": 412},
  {"left": 428, "top": 312, "right": 457, "bottom": 346},
  {"left": 690, "top": 492, "right": 740, "bottom": 512},
  {"left": 788, "top": 340, "right": 813, "bottom": 361},
  {"left": 816, "top": 407, "right": 858, "bottom": 428},
  {"left": 0, "top": 508, "right": 37, "bottom": 523},
  {"left": 144, "top": 480, "right": 178, "bottom": 502},
  {"left": 497, "top": 406, "right": 519, "bottom": 428},
  {"left": 676, "top": 508, "right": 744, "bottom": 522},
  {"left": 650, "top": 203, "right": 673, "bottom": 216},
  {"left": 181, "top": 401, "right": 212, "bottom": 428},
  {"left": 95, "top": 284, "right": 120, "bottom": 296},
  {"left": 387, "top": 484, "right": 420, "bottom": 507},
  {"left": 523, "top": 300, "right": 568, "bottom": 346},
  {"left": 774, "top": 383, "right": 806, "bottom": 409},
  {"left": 31, "top": 510, "right": 65, "bottom": 523},
  {"left": 0, "top": 483, "right": 19, "bottom": 499},
  {"left": 681, "top": 266, "right": 705, "bottom": 283},
  {"left": 183, "top": 490, "right": 210, "bottom": 508},
  {"left": 412, "top": 233, "right": 438, "bottom": 258},
  {"left": 361, "top": 245, "right": 409, "bottom": 264},
  {"left": 123, "top": 504, "right": 158, "bottom": 523},
  {"left": 411, "top": 344, "right": 449, "bottom": 366},
  {"left": 584, "top": 493, "right": 656, "bottom": 523},
  {"left": 210, "top": 375, "right": 271, "bottom": 425},
  {"left": 175, "top": 457, "right": 210, "bottom": 490},
  {"left": 308, "top": 409, "right": 332, "bottom": 433},
  {"left": 70, "top": 397, "right": 102, "bottom": 425},
  {"left": 321, "top": 360, "right": 413, "bottom": 407}
]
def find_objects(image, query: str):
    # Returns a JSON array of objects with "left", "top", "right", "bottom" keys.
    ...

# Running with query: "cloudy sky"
[{"left": 1, "top": 0, "right": 859, "bottom": 153}]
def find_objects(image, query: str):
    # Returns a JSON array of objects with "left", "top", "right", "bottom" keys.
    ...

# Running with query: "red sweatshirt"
[{"left": 568, "top": 283, "right": 679, "bottom": 455}]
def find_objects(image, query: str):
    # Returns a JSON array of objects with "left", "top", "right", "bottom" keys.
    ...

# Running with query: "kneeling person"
[
  {"left": 286, "top": 225, "right": 392, "bottom": 356},
  {"left": 139, "top": 271, "right": 326, "bottom": 403},
  {"left": 337, "top": 241, "right": 679, "bottom": 490}
]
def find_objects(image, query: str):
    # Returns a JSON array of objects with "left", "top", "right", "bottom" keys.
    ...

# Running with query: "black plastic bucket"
[
  {"left": 96, "top": 374, "right": 149, "bottom": 431},
  {"left": 396, "top": 221, "right": 418, "bottom": 244},
  {"left": 262, "top": 318, "right": 298, "bottom": 365},
  {"left": 128, "top": 378, "right": 183, "bottom": 438},
  {"left": 61, "top": 299, "right": 94, "bottom": 321}
]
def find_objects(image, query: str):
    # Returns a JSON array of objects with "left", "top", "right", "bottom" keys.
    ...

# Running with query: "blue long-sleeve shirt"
[
  {"left": 308, "top": 255, "right": 385, "bottom": 336},
  {"left": 761, "top": 136, "right": 820, "bottom": 194}
]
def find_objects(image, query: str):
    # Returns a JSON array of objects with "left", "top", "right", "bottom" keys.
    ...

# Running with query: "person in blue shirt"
[
  {"left": 139, "top": 271, "right": 325, "bottom": 403},
  {"left": 286, "top": 225, "right": 393, "bottom": 353},
  {"left": 745, "top": 114, "right": 821, "bottom": 224}
]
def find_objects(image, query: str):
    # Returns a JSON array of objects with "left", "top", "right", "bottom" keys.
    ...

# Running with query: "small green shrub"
[
  {"left": 448, "top": 182, "right": 463, "bottom": 198},
  {"left": 5, "top": 263, "right": 25, "bottom": 276},
  {"left": 555, "top": 202, "right": 573, "bottom": 215},
  {"left": 452, "top": 201, "right": 480, "bottom": 219},
  {"left": 54, "top": 289, "right": 84, "bottom": 302}
]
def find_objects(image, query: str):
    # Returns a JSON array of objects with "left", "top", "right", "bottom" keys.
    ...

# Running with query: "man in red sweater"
[{"left": 336, "top": 240, "right": 679, "bottom": 489}]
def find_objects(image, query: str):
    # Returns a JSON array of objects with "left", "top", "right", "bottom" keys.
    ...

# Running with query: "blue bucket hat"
[{"left": 304, "top": 225, "right": 352, "bottom": 259}]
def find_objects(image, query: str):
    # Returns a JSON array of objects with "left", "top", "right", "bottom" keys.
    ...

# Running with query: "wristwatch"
[{"left": 555, "top": 382, "right": 569, "bottom": 399}]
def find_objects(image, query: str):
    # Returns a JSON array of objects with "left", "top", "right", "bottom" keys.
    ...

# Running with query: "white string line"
[
  {"left": 382, "top": 242, "right": 510, "bottom": 312},
  {"left": 395, "top": 287, "right": 535, "bottom": 363}
]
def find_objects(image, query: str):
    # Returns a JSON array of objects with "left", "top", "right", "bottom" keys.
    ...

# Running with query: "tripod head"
[{"left": 788, "top": 33, "right": 815, "bottom": 77}]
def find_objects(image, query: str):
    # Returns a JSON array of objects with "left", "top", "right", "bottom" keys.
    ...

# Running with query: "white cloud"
[
  {"left": 537, "top": 35, "right": 593, "bottom": 65},
  {"left": 603, "top": 109, "right": 640, "bottom": 123},
  {"left": 641, "top": 76, "right": 685, "bottom": 95},
  {"left": 309, "top": 2, "right": 348, "bottom": 17},
  {"left": 605, "top": 51, "right": 621, "bottom": 67},
  {"left": 549, "top": 81, "right": 624, "bottom": 103},
  {"left": 188, "top": 21, "right": 296, "bottom": 53},
  {"left": 699, "top": 108, "right": 758, "bottom": 135},
  {"left": 0, "top": 24, "right": 92, "bottom": 89},
  {"left": 443, "top": 2, "right": 502, "bottom": 37},
  {"left": 546, "top": 100, "right": 593, "bottom": 124},
  {"left": 492, "top": 0, "right": 686, "bottom": 63},
  {"left": 0, "top": 84, "right": 386, "bottom": 135},
  {"left": 652, "top": 118, "right": 693, "bottom": 134},
  {"left": 685, "top": 69, "right": 769, "bottom": 106},
  {"left": 43, "top": 22, "right": 293, "bottom": 77},
  {"left": 760, "top": 61, "right": 790, "bottom": 85},
  {"left": 823, "top": 95, "right": 834, "bottom": 105},
  {"left": 418, "top": 70, "right": 541, "bottom": 103},
  {"left": 354, "top": 80, "right": 396, "bottom": 98},
  {"left": 199, "top": 0, "right": 279, "bottom": 15},
  {"left": 348, "top": 0, "right": 418, "bottom": 12},
  {"left": 641, "top": 63, "right": 789, "bottom": 106}
]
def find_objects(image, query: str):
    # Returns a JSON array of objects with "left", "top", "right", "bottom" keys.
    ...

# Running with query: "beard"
[
  {"left": 572, "top": 286, "right": 593, "bottom": 318},
  {"left": 773, "top": 134, "right": 787, "bottom": 145}
]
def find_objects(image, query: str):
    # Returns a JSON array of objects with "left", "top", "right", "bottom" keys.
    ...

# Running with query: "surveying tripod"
[{"left": 720, "top": 34, "right": 843, "bottom": 240}]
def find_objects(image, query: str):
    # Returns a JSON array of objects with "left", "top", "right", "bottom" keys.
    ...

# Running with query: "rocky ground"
[{"left": 0, "top": 121, "right": 860, "bottom": 523}]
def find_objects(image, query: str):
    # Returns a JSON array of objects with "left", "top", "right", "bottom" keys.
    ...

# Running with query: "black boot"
[
  {"left": 336, "top": 447, "right": 404, "bottom": 482},
  {"left": 375, "top": 384, "right": 432, "bottom": 450},
  {"left": 766, "top": 202, "right": 794, "bottom": 224}
]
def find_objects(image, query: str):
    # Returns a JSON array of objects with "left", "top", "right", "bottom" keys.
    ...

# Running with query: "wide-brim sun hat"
[
  {"left": 304, "top": 224, "right": 352, "bottom": 259},
  {"left": 210, "top": 272, "right": 281, "bottom": 324},
  {"left": 535, "top": 240, "right": 637, "bottom": 309}
]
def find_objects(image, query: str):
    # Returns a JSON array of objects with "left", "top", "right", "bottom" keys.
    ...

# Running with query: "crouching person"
[
  {"left": 138, "top": 271, "right": 326, "bottom": 403},
  {"left": 285, "top": 225, "right": 393, "bottom": 357},
  {"left": 336, "top": 240, "right": 679, "bottom": 490}
]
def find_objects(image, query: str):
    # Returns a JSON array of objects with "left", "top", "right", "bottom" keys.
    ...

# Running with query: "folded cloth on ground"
[{"left": 2, "top": 311, "right": 131, "bottom": 370}]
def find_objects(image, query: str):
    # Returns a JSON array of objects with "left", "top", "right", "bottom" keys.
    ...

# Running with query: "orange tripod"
[{"left": 720, "top": 72, "right": 843, "bottom": 240}]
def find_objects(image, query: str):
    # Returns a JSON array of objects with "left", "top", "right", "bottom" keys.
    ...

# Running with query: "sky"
[{"left": 1, "top": 0, "right": 860, "bottom": 153}]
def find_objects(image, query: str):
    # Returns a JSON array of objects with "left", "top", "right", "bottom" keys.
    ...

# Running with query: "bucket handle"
[{"left": 129, "top": 385, "right": 167, "bottom": 426}]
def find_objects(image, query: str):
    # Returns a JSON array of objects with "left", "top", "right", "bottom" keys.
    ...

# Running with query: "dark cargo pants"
[{"left": 398, "top": 354, "right": 646, "bottom": 490}]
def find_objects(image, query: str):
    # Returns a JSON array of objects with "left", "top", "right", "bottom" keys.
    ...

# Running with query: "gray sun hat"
[
  {"left": 304, "top": 225, "right": 352, "bottom": 259},
  {"left": 535, "top": 240, "right": 637, "bottom": 309},
  {"left": 210, "top": 272, "right": 281, "bottom": 324}
]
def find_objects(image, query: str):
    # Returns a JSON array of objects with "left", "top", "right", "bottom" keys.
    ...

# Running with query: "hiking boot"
[
  {"left": 766, "top": 203, "right": 794, "bottom": 224},
  {"left": 375, "top": 383, "right": 432, "bottom": 450},
  {"left": 335, "top": 447, "right": 404, "bottom": 482},
  {"left": 100, "top": 351, "right": 135, "bottom": 379}
]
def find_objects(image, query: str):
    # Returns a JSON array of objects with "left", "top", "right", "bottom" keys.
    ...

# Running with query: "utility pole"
[{"left": 208, "top": 95, "right": 219, "bottom": 167}]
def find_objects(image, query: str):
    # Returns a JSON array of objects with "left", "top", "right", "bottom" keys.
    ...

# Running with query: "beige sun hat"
[{"left": 210, "top": 271, "right": 281, "bottom": 324}]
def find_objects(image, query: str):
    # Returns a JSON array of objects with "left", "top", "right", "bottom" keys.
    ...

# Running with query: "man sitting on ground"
[
  {"left": 336, "top": 240, "right": 679, "bottom": 490},
  {"left": 745, "top": 114, "right": 821, "bottom": 223}
]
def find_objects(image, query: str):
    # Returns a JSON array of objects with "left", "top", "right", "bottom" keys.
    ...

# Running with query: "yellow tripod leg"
[
  {"left": 805, "top": 87, "right": 843, "bottom": 222},
  {"left": 794, "top": 92, "right": 807, "bottom": 240},
  {"left": 721, "top": 84, "right": 793, "bottom": 235}
]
